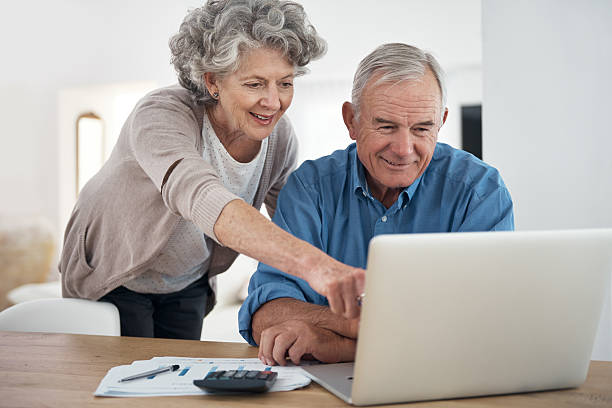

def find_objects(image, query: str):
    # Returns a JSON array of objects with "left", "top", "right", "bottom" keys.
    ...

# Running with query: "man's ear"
[
  {"left": 440, "top": 107, "right": 449, "bottom": 128},
  {"left": 203, "top": 72, "right": 218, "bottom": 95},
  {"left": 342, "top": 102, "right": 358, "bottom": 141}
]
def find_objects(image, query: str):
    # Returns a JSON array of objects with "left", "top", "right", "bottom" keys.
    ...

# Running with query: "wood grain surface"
[{"left": 0, "top": 331, "right": 610, "bottom": 407}]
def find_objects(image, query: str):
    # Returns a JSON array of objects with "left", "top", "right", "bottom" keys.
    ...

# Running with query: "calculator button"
[
  {"left": 245, "top": 371, "right": 259, "bottom": 379},
  {"left": 206, "top": 370, "right": 223, "bottom": 379},
  {"left": 219, "top": 370, "right": 236, "bottom": 379},
  {"left": 256, "top": 371, "right": 273, "bottom": 379},
  {"left": 233, "top": 370, "right": 248, "bottom": 379}
]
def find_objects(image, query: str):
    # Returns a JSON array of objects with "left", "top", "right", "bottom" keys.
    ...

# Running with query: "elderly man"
[{"left": 238, "top": 43, "right": 514, "bottom": 366}]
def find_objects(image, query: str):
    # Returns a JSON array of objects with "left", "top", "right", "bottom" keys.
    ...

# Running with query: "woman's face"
[{"left": 208, "top": 47, "right": 295, "bottom": 142}]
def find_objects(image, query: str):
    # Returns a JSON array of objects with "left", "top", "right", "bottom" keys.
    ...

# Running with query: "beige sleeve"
[{"left": 128, "top": 94, "right": 240, "bottom": 243}]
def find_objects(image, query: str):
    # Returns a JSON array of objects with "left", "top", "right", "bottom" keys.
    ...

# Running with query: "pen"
[{"left": 118, "top": 364, "right": 180, "bottom": 382}]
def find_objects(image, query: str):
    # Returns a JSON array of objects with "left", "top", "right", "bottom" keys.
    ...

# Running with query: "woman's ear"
[
  {"left": 342, "top": 101, "right": 358, "bottom": 141},
  {"left": 203, "top": 72, "right": 218, "bottom": 96}
]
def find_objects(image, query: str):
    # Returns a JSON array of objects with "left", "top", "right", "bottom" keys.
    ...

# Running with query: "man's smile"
[{"left": 381, "top": 157, "right": 416, "bottom": 167}]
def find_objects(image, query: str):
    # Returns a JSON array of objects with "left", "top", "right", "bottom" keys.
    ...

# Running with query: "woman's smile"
[{"left": 249, "top": 111, "right": 276, "bottom": 125}]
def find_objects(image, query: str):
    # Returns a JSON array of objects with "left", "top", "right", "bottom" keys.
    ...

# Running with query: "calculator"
[{"left": 193, "top": 370, "right": 278, "bottom": 393}]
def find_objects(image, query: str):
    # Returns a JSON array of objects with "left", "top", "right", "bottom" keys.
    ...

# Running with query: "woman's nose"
[{"left": 260, "top": 85, "right": 281, "bottom": 111}]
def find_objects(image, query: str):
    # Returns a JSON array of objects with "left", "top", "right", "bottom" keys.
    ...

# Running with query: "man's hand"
[
  {"left": 258, "top": 319, "right": 356, "bottom": 366},
  {"left": 251, "top": 298, "right": 360, "bottom": 346}
]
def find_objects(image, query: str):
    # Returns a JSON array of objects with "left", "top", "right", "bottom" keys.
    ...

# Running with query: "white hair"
[{"left": 351, "top": 43, "right": 447, "bottom": 123}]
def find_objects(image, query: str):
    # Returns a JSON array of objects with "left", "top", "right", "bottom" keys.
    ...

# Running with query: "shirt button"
[{"left": 381, "top": 216, "right": 387, "bottom": 222}]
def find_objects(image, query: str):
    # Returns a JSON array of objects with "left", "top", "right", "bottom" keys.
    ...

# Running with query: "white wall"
[
  {"left": 0, "top": 0, "right": 200, "bottom": 261},
  {"left": 483, "top": 0, "right": 612, "bottom": 231},
  {"left": 298, "top": 0, "right": 482, "bottom": 82},
  {"left": 483, "top": 0, "right": 612, "bottom": 360},
  {"left": 0, "top": 0, "right": 482, "bottom": 260},
  {"left": 444, "top": 66, "right": 482, "bottom": 148}
]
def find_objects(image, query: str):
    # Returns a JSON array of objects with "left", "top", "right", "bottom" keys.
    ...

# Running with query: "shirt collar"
[{"left": 350, "top": 145, "right": 424, "bottom": 208}]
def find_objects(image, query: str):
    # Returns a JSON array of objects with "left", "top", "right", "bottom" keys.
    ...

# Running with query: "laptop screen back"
[{"left": 351, "top": 229, "right": 612, "bottom": 405}]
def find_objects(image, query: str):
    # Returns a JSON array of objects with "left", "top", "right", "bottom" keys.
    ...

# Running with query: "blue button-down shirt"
[{"left": 238, "top": 142, "right": 514, "bottom": 345}]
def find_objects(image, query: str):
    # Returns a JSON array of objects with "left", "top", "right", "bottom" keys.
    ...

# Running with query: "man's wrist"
[
  {"left": 314, "top": 308, "right": 358, "bottom": 339},
  {"left": 336, "top": 335, "right": 357, "bottom": 362}
]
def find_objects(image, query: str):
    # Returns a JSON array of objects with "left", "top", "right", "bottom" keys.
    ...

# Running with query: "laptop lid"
[{"left": 305, "top": 229, "right": 612, "bottom": 406}]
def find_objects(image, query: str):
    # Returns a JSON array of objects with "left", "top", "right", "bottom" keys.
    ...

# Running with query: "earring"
[{"left": 212, "top": 91, "right": 219, "bottom": 99}]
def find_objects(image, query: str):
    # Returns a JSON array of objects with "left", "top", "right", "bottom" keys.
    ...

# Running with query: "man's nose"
[
  {"left": 393, "top": 129, "right": 415, "bottom": 155},
  {"left": 260, "top": 85, "right": 281, "bottom": 111}
]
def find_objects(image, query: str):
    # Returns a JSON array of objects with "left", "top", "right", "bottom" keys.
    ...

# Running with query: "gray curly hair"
[{"left": 169, "top": 0, "right": 327, "bottom": 105}]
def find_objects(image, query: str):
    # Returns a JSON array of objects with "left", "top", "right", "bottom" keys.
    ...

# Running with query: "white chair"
[
  {"left": 0, "top": 298, "right": 120, "bottom": 336},
  {"left": 6, "top": 281, "right": 62, "bottom": 304}
]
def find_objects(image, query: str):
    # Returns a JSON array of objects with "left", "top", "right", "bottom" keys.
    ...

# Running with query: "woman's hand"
[
  {"left": 304, "top": 259, "right": 365, "bottom": 320},
  {"left": 214, "top": 199, "right": 366, "bottom": 319}
]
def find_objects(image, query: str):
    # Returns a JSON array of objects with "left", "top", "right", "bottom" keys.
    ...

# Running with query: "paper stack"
[{"left": 94, "top": 356, "right": 311, "bottom": 397}]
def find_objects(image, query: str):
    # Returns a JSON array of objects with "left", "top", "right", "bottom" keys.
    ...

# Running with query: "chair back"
[{"left": 0, "top": 298, "right": 120, "bottom": 336}]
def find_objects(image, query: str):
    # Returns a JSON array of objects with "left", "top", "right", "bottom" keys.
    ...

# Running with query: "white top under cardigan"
[{"left": 124, "top": 113, "right": 268, "bottom": 294}]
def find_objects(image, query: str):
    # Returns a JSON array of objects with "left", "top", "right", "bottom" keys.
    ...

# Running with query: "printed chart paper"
[{"left": 94, "top": 356, "right": 311, "bottom": 397}]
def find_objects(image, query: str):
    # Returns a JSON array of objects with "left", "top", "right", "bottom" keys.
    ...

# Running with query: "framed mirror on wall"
[{"left": 75, "top": 113, "right": 105, "bottom": 197}]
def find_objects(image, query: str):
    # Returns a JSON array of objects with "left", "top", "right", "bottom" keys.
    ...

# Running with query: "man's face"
[{"left": 343, "top": 70, "right": 447, "bottom": 202}]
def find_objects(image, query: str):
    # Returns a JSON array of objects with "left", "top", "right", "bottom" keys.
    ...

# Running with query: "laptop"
[{"left": 302, "top": 229, "right": 612, "bottom": 406}]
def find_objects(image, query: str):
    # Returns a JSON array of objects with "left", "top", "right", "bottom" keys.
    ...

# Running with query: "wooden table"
[{"left": 1, "top": 331, "right": 611, "bottom": 407}]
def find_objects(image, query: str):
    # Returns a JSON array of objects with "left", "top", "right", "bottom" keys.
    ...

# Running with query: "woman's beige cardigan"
[{"left": 59, "top": 85, "right": 297, "bottom": 312}]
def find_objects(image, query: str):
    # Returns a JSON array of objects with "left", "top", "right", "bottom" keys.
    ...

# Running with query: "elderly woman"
[{"left": 59, "top": 0, "right": 364, "bottom": 340}]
